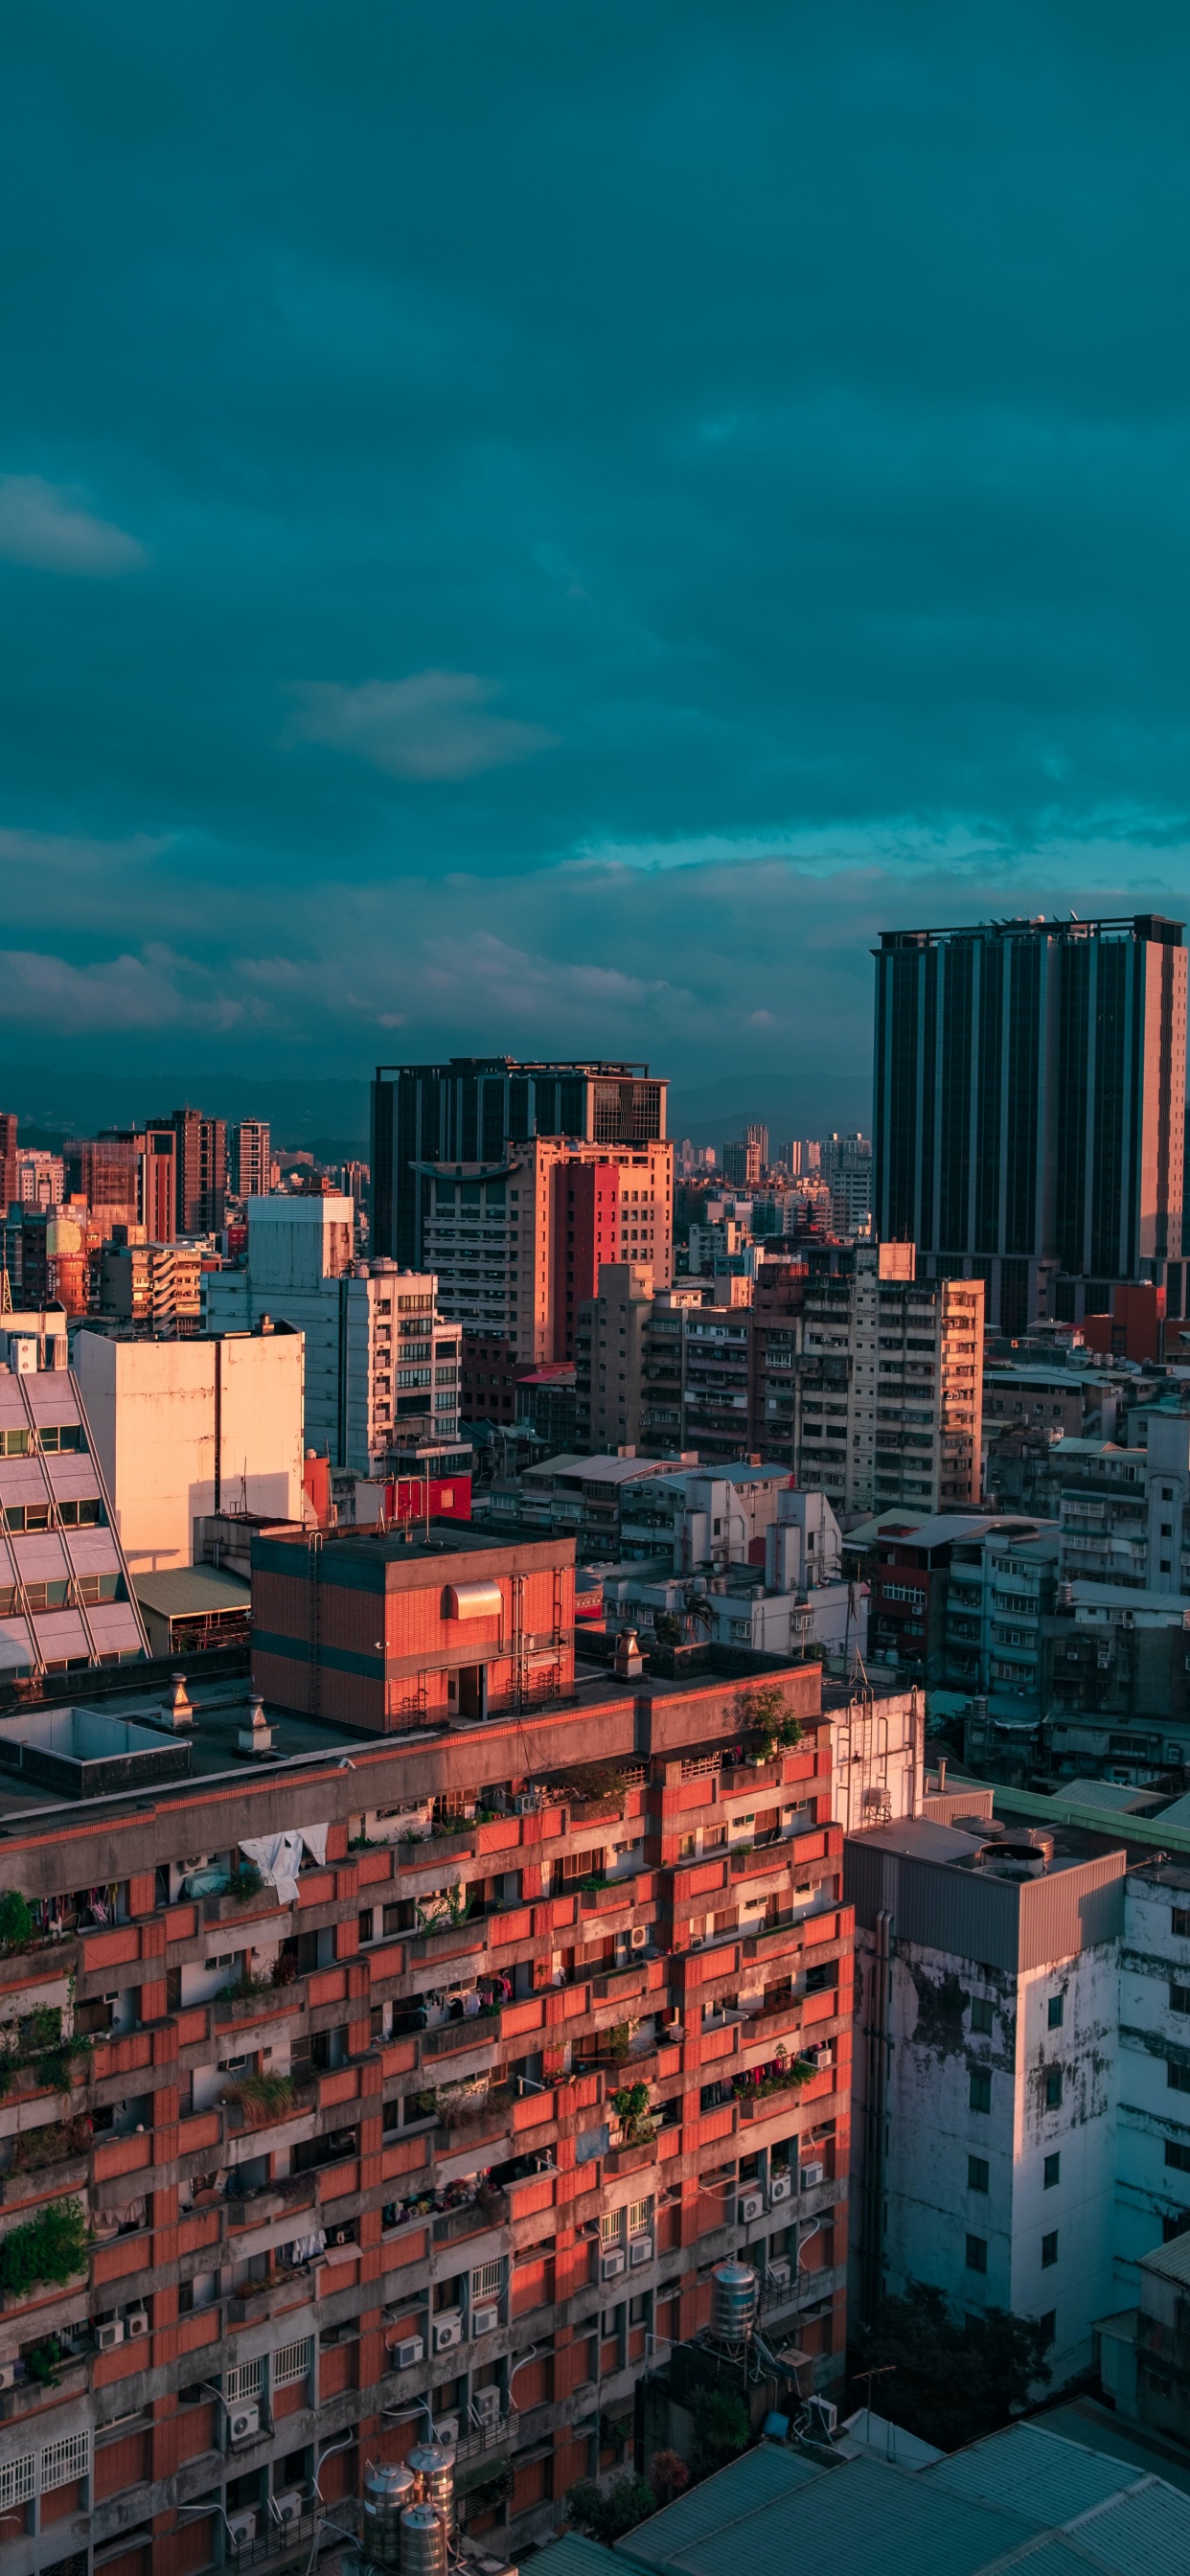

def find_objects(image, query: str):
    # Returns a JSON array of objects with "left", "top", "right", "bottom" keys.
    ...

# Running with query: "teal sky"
[{"left": 4, "top": 3, "right": 1190, "bottom": 1099}]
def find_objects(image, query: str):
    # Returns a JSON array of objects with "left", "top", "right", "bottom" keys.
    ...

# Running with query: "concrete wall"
[
  {"left": 1115, "top": 1873, "right": 1190, "bottom": 2289},
  {"left": 73, "top": 1331, "right": 305, "bottom": 1573}
]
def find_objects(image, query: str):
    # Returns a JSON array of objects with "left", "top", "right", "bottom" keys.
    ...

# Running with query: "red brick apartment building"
[{"left": 0, "top": 1523, "right": 853, "bottom": 2571}]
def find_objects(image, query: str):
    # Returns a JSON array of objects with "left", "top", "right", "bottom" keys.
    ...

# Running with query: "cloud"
[
  {"left": 0, "top": 476, "right": 144, "bottom": 575},
  {"left": 288, "top": 674, "right": 559, "bottom": 782}
]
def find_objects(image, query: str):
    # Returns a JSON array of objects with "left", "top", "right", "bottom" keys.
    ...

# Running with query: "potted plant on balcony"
[
  {"left": 610, "top": 2082, "right": 654, "bottom": 2148},
  {"left": 732, "top": 1686, "right": 802, "bottom": 1764}
]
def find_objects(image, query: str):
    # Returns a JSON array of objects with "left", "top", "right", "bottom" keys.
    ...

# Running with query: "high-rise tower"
[{"left": 873, "top": 915, "right": 1187, "bottom": 1331}]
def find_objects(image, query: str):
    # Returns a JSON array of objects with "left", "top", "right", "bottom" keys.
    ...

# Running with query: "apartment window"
[
  {"left": 1044, "top": 2153, "right": 1061, "bottom": 2189},
  {"left": 1041, "top": 2231, "right": 1059, "bottom": 2268},
  {"left": 628, "top": 2200, "right": 650, "bottom": 2236},
  {"left": 1044, "top": 2069, "right": 1064, "bottom": 2108},
  {"left": 967, "top": 2157, "right": 989, "bottom": 2194},
  {"left": 1172, "top": 1984, "right": 1190, "bottom": 2017},
  {"left": 1174, "top": 1909, "right": 1190, "bottom": 1938},
  {"left": 965, "top": 2235, "right": 988, "bottom": 2273},
  {"left": 1047, "top": 1994, "right": 1064, "bottom": 2030},
  {"left": 970, "top": 2069, "right": 992, "bottom": 2114},
  {"left": 971, "top": 1998, "right": 994, "bottom": 2036},
  {"left": 599, "top": 2211, "right": 622, "bottom": 2244},
  {"left": 1168, "top": 2062, "right": 1190, "bottom": 2094},
  {"left": 471, "top": 2260, "right": 503, "bottom": 2300},
  {"left": 1038, "top": 2310, "right": 1057, "bottom": 2347}
]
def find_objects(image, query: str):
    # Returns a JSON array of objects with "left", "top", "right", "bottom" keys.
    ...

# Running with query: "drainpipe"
[{"left": 860, "top": 1909, "right": 892, "bottom": 2322}]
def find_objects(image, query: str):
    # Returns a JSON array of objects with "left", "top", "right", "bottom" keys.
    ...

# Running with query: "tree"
[
  {"left": 849, "top": 2285, "right": 1051, "bottom": 2452},
  {"left": 687, "top": 2384, "right": 750, "bottom": 2478},
  {"left": 731, "top": 1686, "right": 802, "bottom": 1759},
  {"left": 565, "top": 2474, "right": 656, "bottom": 2544}
]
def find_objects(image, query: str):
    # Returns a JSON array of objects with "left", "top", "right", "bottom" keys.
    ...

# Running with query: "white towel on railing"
[{"left": 239, "top": 1824, "right": 329, "bottom": 1904}]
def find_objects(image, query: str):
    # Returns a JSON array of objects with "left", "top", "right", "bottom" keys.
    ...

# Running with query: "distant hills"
[{"left": 0, "top": 1061, "right": 872, "bottom": 1162}]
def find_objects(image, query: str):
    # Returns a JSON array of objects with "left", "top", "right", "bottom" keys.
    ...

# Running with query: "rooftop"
[{"left": 132, "top": 1564, "right": 252, "bottom": 1618}]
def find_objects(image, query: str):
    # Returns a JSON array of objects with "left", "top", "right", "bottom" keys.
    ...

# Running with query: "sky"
[{"left": 5, "top": 3, "right": 1190, "bottom": 1117}]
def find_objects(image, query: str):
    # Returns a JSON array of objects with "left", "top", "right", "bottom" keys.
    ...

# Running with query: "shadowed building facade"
[{"left": 873, "top": 915, "right": 1187, "bottom": 1333}]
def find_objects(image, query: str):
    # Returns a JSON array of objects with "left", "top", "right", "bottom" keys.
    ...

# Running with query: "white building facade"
[{"left": 72, "top": 1327, "right": 306, "bottom": 1574}]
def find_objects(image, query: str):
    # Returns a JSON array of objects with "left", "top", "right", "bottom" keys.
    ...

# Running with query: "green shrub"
[
  {"left": 0, "top": 1894, "right": 33, "bottom": 1951},
  {"left": 228, "top": 1864, "right": 263, "bottom": 1900},
  {"left": 566, "top": 2473, "right": 655, "bottom": 2544},
  {"left": 687, "top": 2384, "right": 749, "bottom": 2478},
  {"left": 226, "top": 2072, "right": 294, "bottom": 2123},
  {"left": 0, "top": 2197, "right": 87, "bottom": 2297}
]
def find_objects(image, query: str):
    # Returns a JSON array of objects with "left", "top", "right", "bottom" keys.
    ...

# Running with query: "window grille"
[
  {"left": 628, "top": 2200, "right": 651, "bottom": 2236},
  {"left": 471, "top": 2261, "right": 502, "bottom": 2301},
  {"left": 38, "top": 2431, "right": 91, "bottom": 2496},
  {"left": 599, "top": 2211, "right": 622, "bottom": 2243},
  {"left": 224, "top": 2358, "right": 263, "bottom": 2404},
  {"left": 272, "top": 2337, "right": 313, "bottom": 2389},
  {"left": 0, "top": 2452, "right": 35, "bottom": 2514}
]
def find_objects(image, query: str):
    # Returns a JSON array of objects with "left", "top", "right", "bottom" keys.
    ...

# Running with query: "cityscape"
[
  {"left": 0, "top": 913, "right": 1184, "bottom": 2576},
  {"left": 5, "top": 11, "right": 1190, "bottom": 2576}
]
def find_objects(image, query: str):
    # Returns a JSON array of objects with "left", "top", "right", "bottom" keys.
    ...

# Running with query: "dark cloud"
[{"left": 2, "top": 2, "right": 1190, "bottom": 1099}]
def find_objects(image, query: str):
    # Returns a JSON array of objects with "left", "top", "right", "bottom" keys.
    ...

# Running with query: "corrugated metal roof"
[
  {"left": 132, "top": 1565, "right": 251, "bottom": 1616},
  {"left": 1139, "top": 2225, "right": 1190, "bottom": 2286},
  {"left": 615, "top": 2444, "right": 823, "bottom": 2564},
  {"left": 650, "top": 2454, "right": 1040, "bottom": 2576},
  {"left": 1064, "top": 2475, "right": 1190, "bottom": 2576},
  {"left": 534, "top": 2539, "right": 623, "bottom": 2576},
  {"left": 927, "top": 2422, "right": 1143, "bottom": 2521}
]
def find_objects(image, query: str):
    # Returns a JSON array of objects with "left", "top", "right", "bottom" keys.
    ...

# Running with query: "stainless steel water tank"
[
  {"left": 362, "top": 2463, "right": 416, "bottom": 2569},
  {"left": 711, "top": 2258, "right": 758, "bottom": 2341},
  {"left": 407, "top": 2440, "right": 456, "bottom": 2533},
  {"left": 400, "top": 2505, "right": 446, "bottom": 2576}
]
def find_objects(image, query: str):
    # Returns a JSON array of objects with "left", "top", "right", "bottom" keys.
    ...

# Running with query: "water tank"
[
  {"left": 400, "top": 2506, "right": 446, "bottom": 2576},
  {"left": 361, "top": 2463, "right": 416, "bottom": 2569},
  {"left": 710, "top": 2259, "right": 757, "bottom": 2342},
  {"left": 407, "top": 2441, "right": 455, "bottom": 2533}
]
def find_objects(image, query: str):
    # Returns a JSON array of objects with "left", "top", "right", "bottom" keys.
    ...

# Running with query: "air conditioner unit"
[
  {"left": 471, "top": 2304, "right": 499, "bottom": 2336},
  {"left": 227, "top": 2511, "right": 258, "bottom": 2549},
  {"left": 799, "top": 2161, "right": 825, "bottom": 2191},
  {"left": 126, "top": 2310, "right": 149, "bottom": 2339},
  {"left": 272, "top": 2493, "right": 304, "bottom": 2529},
  {"left": 472, "top": 2386, "right": 502, "bottom": 2427},
  {"left": 229, "top": 2403, "right": 261, "bottom": 2445},
  {"left": 767, "top": 2260, "right": 790, "bottom": 2293},
  {"left": 433, "top": 2416, "right": 460, "bottom": 2449},
  {"left": 601, "top": 2249, "right": 626, "bottom": 2280},
  {"left": 514, "top": 1792, "right": 540, "bottom": 1815},
  {"left": 96, "top": 2320, "right": 125, "bottom": 2352},
  {"left": 0, "top": 2363, "right": 17, "bottom": 2390},
  {"left": 768, "top": 2172, "right": 792, "bottom": 2204},
  {"left": 394, "top": 2335, "right": 424, "bottom": 2370},
  {"left": 738, "top": 2190, "right": 764, "bottom": 2223},
  {"left": 433, "top": 2313, "right": 465, "bottom": 2354},
  {"left": 629, "top": 2236, "right": 653, "bottom": 2267},
  {"left": 629, "top": 1925, "right": 649, "bottom": 1950}
]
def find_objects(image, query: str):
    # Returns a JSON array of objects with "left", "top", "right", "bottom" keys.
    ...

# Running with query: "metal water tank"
[
  {"left": 407, "top": 2440, "right": 456, "bottom": 2533},
  {"left": 362, "top": 2463, "right": 416, "bottom": 2569},
  {"left": 400, "top": 2505, "right": 446, "bottom": 2576},
  {"left": 711, "top": 2259, "right": 758, "bottom": 2342}
]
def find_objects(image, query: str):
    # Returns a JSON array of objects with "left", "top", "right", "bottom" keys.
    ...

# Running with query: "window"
[
  {"left": 1044, "top": 2153, "right": 1061, "bottom": 2189},
  {"left": 971, "top": 1998, "right": 994, "bottom": 2036},
  {"left": 628, "top": 2200, "right": 650, "bottom": 2236},
  {"left": 967, "top": 2156, "right": 989, "bottom": 2194},
  {"left": 1165, "top": 2140, "right": 1190, "bottom": 2174},
  {"left": 1044, "top": 2068, "right": 1064, "bottom": 2108},
  {"left": 472, "top": 2259, "right": 503, "bottom": 2299},
  {"left": 1041, "top": 2231, "right": 1059, "bottom": 2267},
  {"left": 965, "top": 2235, "right": 987, "bottom": 2273},
  {"left": 970, "top": 2069, "right": 992, "bottom": 2114},
  {"left": 1174, "top": 1909, "right": 1190, "bottom": 1938},
  {"left": 1047, "top": 1994, "right": 1064, "bottom": 2030},
  {"left": 599, "top": 2211, "right": 621, "bottom": 2244},
  {"left": 1172, "top": 1984, "right": 1190, "bottom": 2017},
  {"left": 1038, "top": 2310, "right": 1056, "bottom": 2348},
  {"left": 1169, "top": 2062, "right": 1190, "bottom": 2094}
]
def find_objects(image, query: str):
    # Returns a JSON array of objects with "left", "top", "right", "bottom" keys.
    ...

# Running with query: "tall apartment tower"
[
  {"left": 230, "top": 1116, "right": 271, "bottom": 1199},
  {"left": 0, "top": 1111, "right": 17, "bottom": 1210},
  {"left": 795, "top": 1242, "right": 983, "bottom": 1520},
  {"left": 873, "top": 915, "right": 1188, "bottom": 1332},
  {"left": 371, "top": 1057, "right": 667, "bottom": 1266},
  {"left": 161, "top": 1106, "right": 227, "bottom": 1233}
]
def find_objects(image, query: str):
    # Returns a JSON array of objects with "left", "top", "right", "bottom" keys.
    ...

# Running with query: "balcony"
[{"left": 227, "top": 2263, "right": 320, "bottom": 2324}]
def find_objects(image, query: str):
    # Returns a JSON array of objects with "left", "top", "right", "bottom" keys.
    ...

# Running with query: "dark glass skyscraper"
[
  {"left": 371, "top": 1057, "right": 667, "bottom": 1265},
  {"left": 873, "top": 915, "right": 1187, "bottom": 1329}
]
